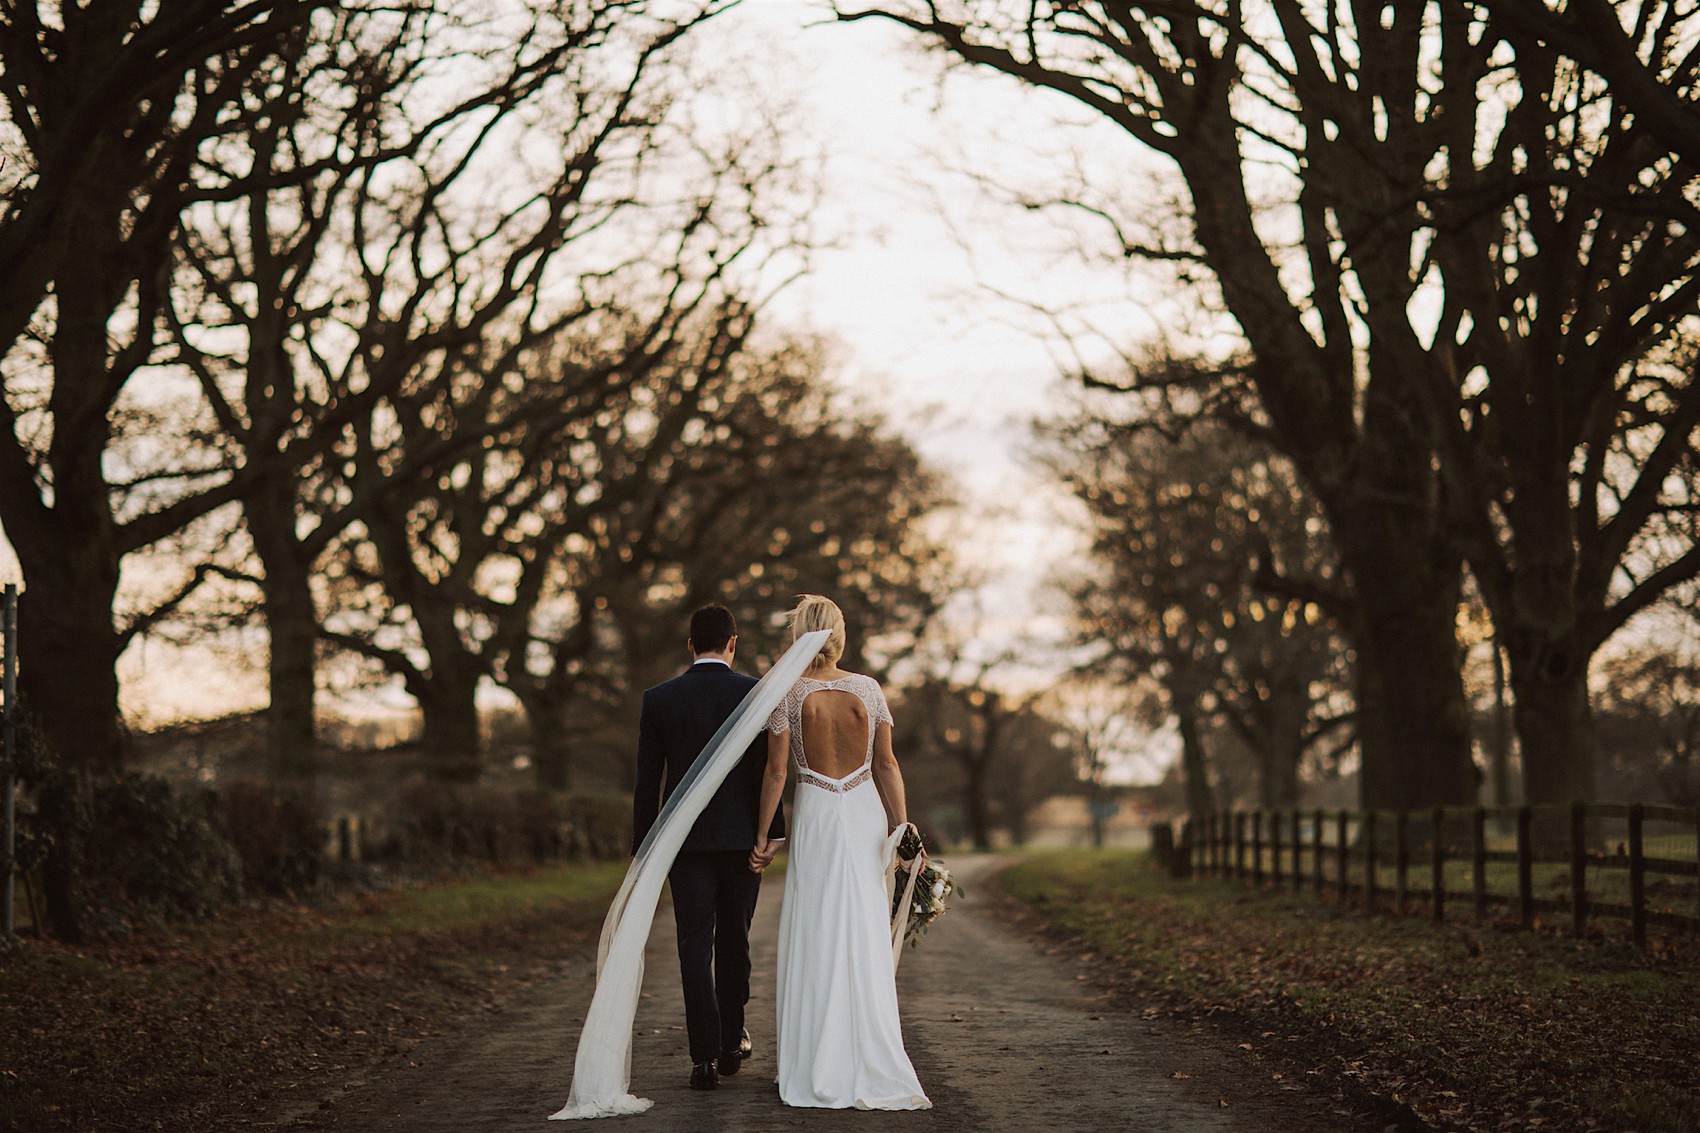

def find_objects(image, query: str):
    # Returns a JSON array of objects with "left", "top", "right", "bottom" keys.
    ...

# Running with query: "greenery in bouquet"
[{"left": 892, "top": 827, "right": 961, "bottom": 946}]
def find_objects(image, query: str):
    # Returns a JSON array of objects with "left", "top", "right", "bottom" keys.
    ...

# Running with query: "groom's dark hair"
[{"left": 689, "top": 604, "right": 737, "bottom": 653}]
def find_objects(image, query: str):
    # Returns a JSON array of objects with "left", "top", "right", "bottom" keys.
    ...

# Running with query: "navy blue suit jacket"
[{"left": 631, "top": 660, "right": 786, "bottom": 855}]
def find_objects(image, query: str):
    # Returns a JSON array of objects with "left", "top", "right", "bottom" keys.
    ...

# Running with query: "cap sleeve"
[
  {"left": 870, "top": 679, "right": 894, "bottom": 728},
  {"left": 767, "top": 686, "right": 793, "bottom": 734}
]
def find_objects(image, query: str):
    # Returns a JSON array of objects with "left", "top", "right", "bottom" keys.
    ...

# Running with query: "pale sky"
[{"left": 0, "top": 0, "right": 1152, "bottom": 723}]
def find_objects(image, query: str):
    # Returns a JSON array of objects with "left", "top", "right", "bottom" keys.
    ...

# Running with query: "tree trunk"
[
  {"left": 7, "top": 211, "right": 133, "bottom": 777},
  {"left": 418, "top": 675, "right": 483, "bottom": 783},
  {"left": 1175, "top": 700, "right": 1216, "bottom": 821},
  {"left": 961, "top": 751, "right": 993, "bottom": 851},
  {"left": 1507, "top": 633, "right": 1597, "bottom": 806},
  {"left": 13, "top": 549, "right": 127, "bottom": 776},
  {"left": 1349, "top": 596, "right": 1476, "bottom": 811},
  {"left": 1261, "top": 732, "right": 1305, "bottom": 811},
  {"left": 1254, "top": 678, "right": 1310, "bottom": 810},
  {"left": 251, "top": 482, "right": 319, "bottom": 781},
  {"left": 521, "top": 692, "right": 573, "bottom": 791},
  {"left": 1330, "top": 507, "right": 1477, "bottom": 812}
]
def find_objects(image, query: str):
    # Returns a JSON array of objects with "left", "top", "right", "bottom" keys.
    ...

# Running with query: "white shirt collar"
[{"left": 692, "top": 658, "right": 731, "bottom": 668}]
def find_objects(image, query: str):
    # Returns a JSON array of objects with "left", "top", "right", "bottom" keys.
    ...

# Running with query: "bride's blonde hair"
[{"left": 788, "top": 594, "right": 846, "bottom": 667}]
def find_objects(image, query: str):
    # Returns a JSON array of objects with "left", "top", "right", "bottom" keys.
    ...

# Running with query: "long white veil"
[{"left": 547, "top": 629, "right": 829, "bottom": 1120}]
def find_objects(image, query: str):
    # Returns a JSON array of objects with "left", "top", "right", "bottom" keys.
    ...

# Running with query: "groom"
[{"left": 632, "top": 604, "right": 785, "bottom": 1092}]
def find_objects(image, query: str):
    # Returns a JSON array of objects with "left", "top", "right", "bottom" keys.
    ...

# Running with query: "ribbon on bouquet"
[{"left": 886, "top": 821, "right": 925, "bottom": 970}]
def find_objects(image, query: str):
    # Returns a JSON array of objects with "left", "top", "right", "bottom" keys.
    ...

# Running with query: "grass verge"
[
  {"left": 0, "top": 862, "right": 627, "bottom": 1133},
  {"left": 1001, "top": 850, "right": 1700, "bottom": 1133}
]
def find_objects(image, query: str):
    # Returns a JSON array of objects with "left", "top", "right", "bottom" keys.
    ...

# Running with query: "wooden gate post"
[
  {"left": 1252, "top": 811, "right": 1264, "bottom": 887},
  {"left": 1336, "top": 810, "right": 1350, "bottom": 900},
  {"left": 1313, "top": 808, "right": 1325, "bottom": 893},
  {"left": 1291, "top": 810, "right": 1304, "bottom": 893},
  {"left": 1364, "top": 810, "right": 1378, "bottom": 911}
]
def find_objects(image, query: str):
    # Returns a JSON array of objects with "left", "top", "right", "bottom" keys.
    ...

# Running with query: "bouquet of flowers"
[{"left": 890, "top": 825, "right": 961, "bottom": 949}]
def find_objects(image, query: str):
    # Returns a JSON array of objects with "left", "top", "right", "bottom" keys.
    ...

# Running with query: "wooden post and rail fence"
[{"left": 1177, "top": 804, "right": 1700, "bottom": 948}]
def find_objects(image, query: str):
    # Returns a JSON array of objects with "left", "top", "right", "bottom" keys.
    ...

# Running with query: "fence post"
[
  {"left": 1252, "top": 811, "right": 1264, "bottom": 887},
  {"left": 3, "top": 583, "right": 15, "bottom": 943},
  {"left": 1285, "top": 813, "right": 1298, "bottom": 891},
  {"left": 1336, "top": 810, "right": 1350, "bottom": 901},
  {"left": 1364, "top": 810, "right": 1378, "bottom": 911},
  {"left": 1570, "top": 802, "right": 1588, "bottom": 938},
  {"left": 1230, "top": 806, "right": 1244, "bottom": 877},
  {"left": 1220, "top": 811, "right": 1229, "bottom": 878},
  {"left": 1629, "top": 803, "right": 1646, "bottom": 949},
  {"left": 1517, "top": 806, "right": 1534, "bottom": 931},
  {"left": 1313, "top": 808, "right": 1325, "bottom": 893},
  {"left": 1431, "top": 806, "right": 1446, "bottom": 924},
  {"left": 1270, "top": 810, "right": 1283, "bottom": 891},
  {"left": 1395, "top": 810, "right": 1409, "bottom": 915},
  {"left": 1472, "top": 807, "right": 1488, "bottom": 921}
]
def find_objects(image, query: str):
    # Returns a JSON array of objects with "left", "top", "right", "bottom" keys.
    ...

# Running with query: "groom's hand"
[{"left": 749, "top": 838, "right": 784, "bottom": 873}]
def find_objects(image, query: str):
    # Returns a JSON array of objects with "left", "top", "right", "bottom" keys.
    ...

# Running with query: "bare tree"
[
  {"left": 0, "top": 1, "right": 333, "bottom": 776},
  {"left": 168, "top": 0, "right": 751, "bottom": 779},
  {"left": 317, "top": 295, "right": 765, "bottom": 783},
  {"left": 1043, "top": 400, "right": 1352, "bottom": 816},
  {"left": 1593, "top": 636, "right": 1700, "bottom": 805},
  {"left": 840, "top": 1, "right": 1700, "bottom": 808},
  {"left": 499, "top": 339, "right": 956, "bottom": 791}
]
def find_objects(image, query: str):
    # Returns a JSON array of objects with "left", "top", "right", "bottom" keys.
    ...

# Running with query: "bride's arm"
[
  {"left": 750, "top": 728, "right": 789, "bottom": 872},
  {"left": 870, "top": 723, "right": 908, "bottom": 830}
]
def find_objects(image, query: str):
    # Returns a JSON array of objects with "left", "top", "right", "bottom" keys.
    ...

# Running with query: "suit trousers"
[{"left": 668, "top": 849, "right": 762, "bottom": 1063}]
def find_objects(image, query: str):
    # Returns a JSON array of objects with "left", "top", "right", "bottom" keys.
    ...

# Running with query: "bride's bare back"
[
  {"left": 797, "top": 674, "right": 872, "bottom": 780},
  {"left": 753, "top": 663, "right": 910, "bottom": 854}
]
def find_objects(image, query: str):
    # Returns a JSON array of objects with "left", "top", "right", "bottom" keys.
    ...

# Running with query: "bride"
[{"left": 749, "top": 595, "right": 930, "bottom": 1111}]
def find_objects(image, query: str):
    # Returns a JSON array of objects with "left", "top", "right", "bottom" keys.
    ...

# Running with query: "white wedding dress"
[
  {"left": 767, "top": 674, "right": 930, "bottom": 1111},
  {"left": 549, "top": 631, "right": 830, "bottom": 1121}
]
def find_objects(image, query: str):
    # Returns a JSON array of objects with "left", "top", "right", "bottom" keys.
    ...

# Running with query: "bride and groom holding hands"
[{"left": 551, "top": 596, "right": 931, "bottom": 1118}]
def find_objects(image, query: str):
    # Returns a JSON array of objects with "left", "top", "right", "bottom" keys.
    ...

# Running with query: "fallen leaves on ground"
[
  {"left": 0, "top": 867, "right": 619, "bottom": 1133},
  {"left": 1000, "top": 851, "right": 1700, "bottom": 1133}
]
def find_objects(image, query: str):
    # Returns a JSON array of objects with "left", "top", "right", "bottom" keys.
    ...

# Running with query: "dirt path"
[{"left": 280, "top": 856, "right": 1375, "bottom": 1132}]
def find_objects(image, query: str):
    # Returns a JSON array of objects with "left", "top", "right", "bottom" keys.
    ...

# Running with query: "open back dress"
[{"left": 766, "top": 673, "right": 930, "bottom": 1111}]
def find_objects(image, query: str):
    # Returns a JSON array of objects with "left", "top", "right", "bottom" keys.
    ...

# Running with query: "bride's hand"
[{"left": 749, "top": 839, "right": 773, "bottom": 873}]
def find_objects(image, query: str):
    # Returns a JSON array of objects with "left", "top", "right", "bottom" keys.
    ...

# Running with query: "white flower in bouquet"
[{"left": 892, "top": 827, "right": 962, "bottom": 947}]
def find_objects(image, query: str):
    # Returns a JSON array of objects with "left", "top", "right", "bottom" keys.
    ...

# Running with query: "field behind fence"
[{"left": 1180, "top": 804, "right": 1700, "bottom": 947}]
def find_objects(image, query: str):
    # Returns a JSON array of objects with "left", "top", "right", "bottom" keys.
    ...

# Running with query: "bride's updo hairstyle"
[{"left": 789, "top": 594, "right": 846, "bottom": 668}]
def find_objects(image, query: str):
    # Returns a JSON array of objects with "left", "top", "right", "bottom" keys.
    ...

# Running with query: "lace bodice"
[{"left": 767, "top": 673, "right": 893, "bottom": 793}]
